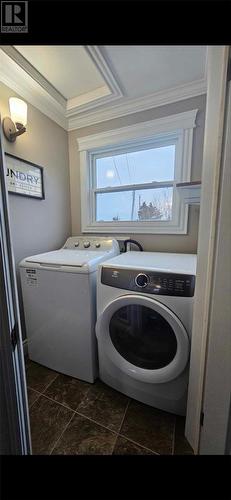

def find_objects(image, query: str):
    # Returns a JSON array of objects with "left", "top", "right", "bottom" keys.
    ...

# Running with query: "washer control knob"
[
  {"left": 83, "top": 241, "right": 90, "bottom": 248},
  {"left": 95, "top": 243, "right": 101, "bottom": 248},
  {"left": 135, "top": 273, "right": 149, "bottom": 288},
  {"left": 74, "top": 242, "right": 79, "bottom": 247}
]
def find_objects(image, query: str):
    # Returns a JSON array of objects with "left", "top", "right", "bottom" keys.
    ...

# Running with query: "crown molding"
[
  {"left": 0, "top": 46, "right": 207, "bottom": 133},
  {"left": 0, "top": 45, "right": 67, "bottom": 108},
  {"left": 65, "top": 84, "right": 121, "bottom": 116},
  {"left": 0, "top": 45, "right": 124, "bottom": 129},
  {"left": 1, "top": 45, "right": 124, "bottom": 109},
  {"left": 67, "top": 85, "right": 110, "bottom": 111},
  {"left": 0, "top": 49, "right": 67, "bottom": 129},
  {"left": 66, "top": 46, "right": 123, "bottom": 116},
  {"left": 85, "top": 46, "right": 123, "bottom": 99},
  {"left": 68, "top": 78, "right": 207, "bottom": 131}
]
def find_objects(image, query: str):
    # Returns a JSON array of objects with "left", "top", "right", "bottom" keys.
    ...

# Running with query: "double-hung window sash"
[{"left": 90, "top": 139, "right": 176, "bottom": 224}]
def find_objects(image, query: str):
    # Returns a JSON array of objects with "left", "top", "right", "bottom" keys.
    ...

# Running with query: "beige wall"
[
  {"left": 69, "top": 94, "right": 206, "bottom": 253},
  {"left": 0, "top": 82, "right": 71, "bottom": 337}
]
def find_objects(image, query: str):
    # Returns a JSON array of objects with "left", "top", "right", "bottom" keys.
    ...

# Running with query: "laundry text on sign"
[{"left": 7, "top": 168, "right": 40, "bottom": 184}]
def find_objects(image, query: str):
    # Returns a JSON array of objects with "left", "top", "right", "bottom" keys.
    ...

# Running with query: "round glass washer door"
[{"left": 96, "top": 295, "right": 190, "bottom": 384}]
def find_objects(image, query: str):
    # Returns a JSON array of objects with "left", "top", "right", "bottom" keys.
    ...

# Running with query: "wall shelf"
[{"left": 176, "top": 181, "right": 201, "bottom": 205}]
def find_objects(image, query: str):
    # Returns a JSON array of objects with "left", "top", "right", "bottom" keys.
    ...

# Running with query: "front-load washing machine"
[
  {"left": 19, "top": 236, "right": 119, "bottom": 383},
  {"left": 96, "top": 251, "right": 197, "bottom": 415}
]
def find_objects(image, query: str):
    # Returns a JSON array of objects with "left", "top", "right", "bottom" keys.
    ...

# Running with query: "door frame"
[
  {"left": 185, "top": 46, "right": 230, "bottom": 453},
  {"left": 0, "top": 116, "right": 31, "bottom": 454},
  {"left": 199, "top": 76, "right": 231, "bottom": 455}
]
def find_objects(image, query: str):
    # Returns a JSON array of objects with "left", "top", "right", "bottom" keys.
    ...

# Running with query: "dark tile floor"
[{"left": 25, "top": 359, "right": 193, "bottom": 455}]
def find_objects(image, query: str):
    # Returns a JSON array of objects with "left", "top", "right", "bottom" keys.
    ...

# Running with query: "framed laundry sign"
[{"left": 5, "top": 153, "right": 45, "bottom": 200}]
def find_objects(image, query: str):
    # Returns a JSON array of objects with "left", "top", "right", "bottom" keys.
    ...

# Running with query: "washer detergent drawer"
[{"left": 96, "top": 294, "right": 189, "bottom": 384}]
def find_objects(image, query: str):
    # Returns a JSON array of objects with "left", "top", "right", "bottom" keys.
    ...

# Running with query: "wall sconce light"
[{"left": 3, "top": 98, "right": 27, "bottom": 142}]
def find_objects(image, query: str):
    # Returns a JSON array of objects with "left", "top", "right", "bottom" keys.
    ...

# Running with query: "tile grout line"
[
  {"left": 31, "top": 390, "right": 119, "bottom": 437},
  {"left": 27, "top": 377, "right": 176, "bottom": 456},
  {"left": 26, "top": 371, "right": 59, "bottom": 400},
  {"left": 28, "top": 386, "right": 41, "bottom": 395},
  {"left": 46, "top": 395, "right": 159, "bottom": 455},
  {"left": 76, "top": 399, "right": 161, "bottom": 454},
  {"left": 28, "top": 389, "right": 171, "bottom": 455},
  {"left": 118, "top": 399, "right": 131, "bottom": 435},
  {"left": 118, "top": 432, "right": 160, "bottom": 455},
  {"left": 41, "top": 372, "right": 60, "bottom": 394},
  {"left": 27, "top": 387, "right": 43, "bottom": 409},
  {"left": 30, "top": 388, "right": 158, "bottom": 456},
  {"left": 49, "top": 412, "right": 76, "bottom": 456},
  {"left": 74, "top": 409, "right": 119, "bottom": 437},
  {"left": 111, "top": 399, "right": 131, "bottom": 455},
  {"left": 171, "top": 417, "right": 176, "bottom": 455},
  {"left": 116, "top": 398, "right": 162, "bottom": 455},
  {"left": 30, "top": 390, "right": 81, "bottom": 414}
]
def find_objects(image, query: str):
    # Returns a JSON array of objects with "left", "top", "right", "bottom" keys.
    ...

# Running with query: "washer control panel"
[
  {"left": 101, "top": 267, "right": 195, "bottom": 297},
  {"left": 135, "top": 273, "right": 149, "bottom": 288},
  {"left": 63, "top": 237, "right": 116, "bottom": 252}
]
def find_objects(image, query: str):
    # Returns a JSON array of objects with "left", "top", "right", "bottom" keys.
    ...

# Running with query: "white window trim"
[{"left": 78, "top": 109, "right": 198, "bottom": 234}]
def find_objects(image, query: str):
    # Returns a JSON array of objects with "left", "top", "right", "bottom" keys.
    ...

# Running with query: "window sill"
[{"left": 82, "top": 220, "right": 188, "bottom": 235}]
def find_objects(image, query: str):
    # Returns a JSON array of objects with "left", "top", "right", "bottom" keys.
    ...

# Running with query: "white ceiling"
[
  {"left": 0, "top": 45, "right": 207, "bottom": 130},
  {"left": 102, "top": 46, "right": 207, "bottom": 98},
  {"left": 15, "top": 45, "right": 107, "bottom": 99}
]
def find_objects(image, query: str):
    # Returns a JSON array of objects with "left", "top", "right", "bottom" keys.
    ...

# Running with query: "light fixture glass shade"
[{"left": 9, "top": 97, "right": 27, "bottom": 126}]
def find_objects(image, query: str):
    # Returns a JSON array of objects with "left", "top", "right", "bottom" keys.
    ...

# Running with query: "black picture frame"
[{"left": 5, "top": 153, "right": 45, "bottom": 200}]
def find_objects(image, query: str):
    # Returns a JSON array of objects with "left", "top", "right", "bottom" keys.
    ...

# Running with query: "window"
[
  {"left": 94, "top": 141, "right": 175, "bottom": 223},
  {"left": 78, "top": 110, "right": 197, "bottom": 234}
]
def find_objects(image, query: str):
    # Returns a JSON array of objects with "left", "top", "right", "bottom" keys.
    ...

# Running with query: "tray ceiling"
[
  {"left": 15, "top": 45, "right": 110, "bottom": 100},
  {"left": 0, "top": 45, "right": 207, "bottom": 131},
  {"left": 102, "top": 46, "right": 207, "bottom": 98}
]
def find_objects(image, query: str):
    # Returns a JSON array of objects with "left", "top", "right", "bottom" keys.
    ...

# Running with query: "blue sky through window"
[
  {"left": 95, "top": 144, "right": 175, "bottom": 222},
  {"left": 96, "top": 144, "right": 175, "bottom": 188}
]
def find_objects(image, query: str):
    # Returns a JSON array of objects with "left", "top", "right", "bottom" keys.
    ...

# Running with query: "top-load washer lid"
[
  {"left": 100, "top": 251, "right": 197, "bottom": 275},
  {"left": 21, "top": 249, "right": 116, "bottom": 273}
]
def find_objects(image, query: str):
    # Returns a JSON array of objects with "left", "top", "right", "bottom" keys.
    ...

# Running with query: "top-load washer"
[
  {"left": 96, "top": 251, "right": 197, "bottom": 415},
  {"left": 19, "top": 236, "right": 119, "bottom": 383}
]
